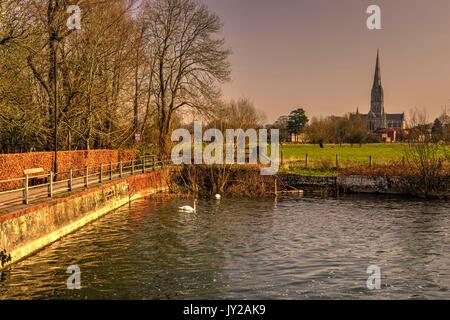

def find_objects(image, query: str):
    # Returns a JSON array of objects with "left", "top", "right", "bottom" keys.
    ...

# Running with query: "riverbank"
[
  {"left": 0, "top": 171, "right": 169, "bottom": 269},
  {"left": 279, "top": 174, "right": 450, "bottom": 198},
  {"left": 169, "top": 165, "right": 450, "bottom": 199}
]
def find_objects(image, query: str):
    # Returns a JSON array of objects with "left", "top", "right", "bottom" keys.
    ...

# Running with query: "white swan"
[
  {"left": 214, "top": 194, "right": 221, "bottom": 200},
  {"left": 179, "top": 200, "right": 197, "bottom": 213}
]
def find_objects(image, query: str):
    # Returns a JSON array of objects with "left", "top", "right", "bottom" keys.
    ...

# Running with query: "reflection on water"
[{"left": 1, "top": 195, "right": 450, "bottom": 300}]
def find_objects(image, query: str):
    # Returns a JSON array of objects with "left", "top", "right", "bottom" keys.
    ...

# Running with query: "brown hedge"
[{"left": 0, "top": 149, "right": 138, "bottom": 191}]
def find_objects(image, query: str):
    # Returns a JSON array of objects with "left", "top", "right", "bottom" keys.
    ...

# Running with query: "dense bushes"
[{"left": 169, "top": 164, "right": 276, "bottom": 197}]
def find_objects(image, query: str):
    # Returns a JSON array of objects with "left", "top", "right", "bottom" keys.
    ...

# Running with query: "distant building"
[
  {"left": 372, "top": 128, "right": 397, "bottom": 143},
  {"left": 290, "top": 133, "right": 307, "bottom": 143},
  {"left": 360, "top": 51, "right": 406, "bottom": 141}
]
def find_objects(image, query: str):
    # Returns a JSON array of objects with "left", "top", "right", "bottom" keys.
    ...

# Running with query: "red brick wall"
[{"left": 0, "top": 149, "right": 138, "bottom": 191}]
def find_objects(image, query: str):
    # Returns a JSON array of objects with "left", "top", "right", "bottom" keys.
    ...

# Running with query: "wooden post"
[
  {"left": 280, "top": 148, "right": 284, "bottom": 167},
  {"left": 23, "top": 174, "right": 29, "bottom": 205},
  {"left": 119, "top": 161, "right": 123, "bottom": 178},
  {"left": 109, "top": 162, "right": 113, "bottom": 180},
  {"left": 305, "top": 153, "right": 308, "bottom": 168},
  {"left": 68, "top": 169, "right": 73, "bottom": 192},
  {"left": 131, "top": 160, "right": 135, "bottom": 175},
  {"left": 402, "top": 156, "right": 405, "bottom": 166},
  {"left": 142, "top": 157, "right": 146, "bottom": 174},
  {"left": 369, "top": 156, "right": 372, "bottom": 167},
  {"left": 99, "top": 164, "right": 103, "bottom": 183},
  {"left": 84, "top": 166, "right": 89, "bottom": 188},
  {"left": 48, "top": 171, "right": 53, "bottom": 198}
]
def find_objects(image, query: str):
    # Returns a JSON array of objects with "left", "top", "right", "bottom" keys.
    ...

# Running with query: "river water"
[{"left": 1, "top": 195, "right": 450, "bottom": 300}]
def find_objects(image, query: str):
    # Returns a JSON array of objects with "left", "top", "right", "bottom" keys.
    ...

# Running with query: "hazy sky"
[{"left": 203, "top": 0, "right": 450, "bottom": 123}]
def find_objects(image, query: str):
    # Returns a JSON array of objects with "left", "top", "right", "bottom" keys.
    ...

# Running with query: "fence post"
[
  {"left": 48, "top": 171, "right": 53, "bottom": 198},
  {"left": 68, "top": 169, "right": 73, "bottom": 192},
  {"left": 402, "top": 156, "right": 405, "bottom": 167},
  {"left": 110, "top": 162, "right": 113, "bottom": 181},
  {"left": 131, "top": 160, "right": 135, "bottom": 175},
  {"left": 119, "top": 161, "right": 123, "bottom": 178},
  {"left": 369, "top": 155, "right": 372, "bottom": 167},
  {"left": 23, "top": 174, "right": 29, "bottom": 205},
  {"left": 84, "top": 166, "right": 89, "bottom": 188},
  {"left": 280, "top": 149, "right": 284, "bottom": 167},
  {"left": 142, "top": 157, "right": 146, "bottom": 173},
  {"left": 152, "top": 155, "right": 156, "bottom": 172},
  {"left": 305, "top": 153, "right": 308, "bottom": 168},
  {"left": 99, "top": 164, "right": 103, "bottom": 183}
]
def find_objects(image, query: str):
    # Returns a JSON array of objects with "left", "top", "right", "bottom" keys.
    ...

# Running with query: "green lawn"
[
  {"left": 281, "top": 143, "right": 406, "bottom": 167},
  {"left": 281, "top": 167, "right": 343, "bottom": 176}
]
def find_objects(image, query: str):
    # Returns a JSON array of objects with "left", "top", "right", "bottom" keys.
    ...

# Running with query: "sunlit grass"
[
  {"left": 280, "top": 167, "right": 342, "bottom": 177},
  {"left": 281, "top": 143, "right": 406, "bottom": 167}
]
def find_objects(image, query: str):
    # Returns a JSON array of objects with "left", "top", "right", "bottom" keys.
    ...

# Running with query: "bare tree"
[
  {"left": 0, "top": 0, "right": 232, "bottom": 155},
  {"left": 305, "top": 117, "right": 332, "bottom": 147},
  {"left": 142, "top": 0, "right": 231, "bottom": 157},
  {"left": 215, "top": 98, "right": 266, "bottom": 130},
  {"left": 0, "top": 0, "right": 33, "bottom": 46},
  {"left": 403, "top": 108, "right": 446, "bottom": 196}
]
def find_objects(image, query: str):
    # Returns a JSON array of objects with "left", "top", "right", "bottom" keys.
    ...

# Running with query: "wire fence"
[
  {"left": 281, "top": 153, "right": 408, "bottom": 169},
  {"left": 280, "top": 152, "right": 450, "bottom": 173}
]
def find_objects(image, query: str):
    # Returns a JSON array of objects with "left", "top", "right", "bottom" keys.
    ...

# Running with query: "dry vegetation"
[
  {"left": 169, "top": 164, "right": 277, "bottom": 197},
  {"left": 0, "top": 0, "right": 231, "bottom": 156}
]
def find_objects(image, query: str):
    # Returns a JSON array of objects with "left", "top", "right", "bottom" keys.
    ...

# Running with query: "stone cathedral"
[{"left": 366, "top": 51, "right": 405, "bottom": 133}]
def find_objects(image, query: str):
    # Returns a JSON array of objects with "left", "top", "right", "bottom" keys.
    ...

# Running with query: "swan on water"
[
  {"left": 179, "top": 200, "right": 197, "bottom": 213},
  {"left": 214, "top": 194, "right": 221, "bottom": 200}
]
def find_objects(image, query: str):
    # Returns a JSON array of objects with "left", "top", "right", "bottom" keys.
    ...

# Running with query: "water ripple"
[{"left": 1, "top": 195, "right": 450, "bottom": 299}]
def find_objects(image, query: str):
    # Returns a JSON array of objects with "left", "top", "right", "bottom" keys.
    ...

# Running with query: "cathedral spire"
[
  {"left": 370, "top": 49, "right": 385, "bottom": 123},
  {"left": 373, "top": 49, "right": 381, "bottom": 87}
]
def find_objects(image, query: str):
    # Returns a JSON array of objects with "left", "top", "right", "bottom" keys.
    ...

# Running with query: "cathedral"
[{"left": 364, "top": 51, "right": 406, "bottom": 138}]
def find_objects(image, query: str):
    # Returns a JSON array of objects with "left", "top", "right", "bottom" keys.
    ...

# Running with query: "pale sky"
[{"left": 203, "top": 0, "right": 450, "bottom": 123}]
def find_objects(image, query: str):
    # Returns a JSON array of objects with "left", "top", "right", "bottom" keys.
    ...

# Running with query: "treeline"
[
  {"left": 0, "top": 0, "right": 231, "bottom": 155},
  {"left": 305, "top": 114, "right": 368, "bottom": 145},
  {"left": 271, "top": 108, "right": 450, "bottom": 145},
  {"left": 270, "top": 110, "right": 368, "bottom": 145},
  {"left": 430, "top": 116, "right": 450, "bottom": 142}
]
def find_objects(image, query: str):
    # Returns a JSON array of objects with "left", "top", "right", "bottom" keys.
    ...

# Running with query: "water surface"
[{"left": 1, "top": 195, "right": 450, "bottom": 299}]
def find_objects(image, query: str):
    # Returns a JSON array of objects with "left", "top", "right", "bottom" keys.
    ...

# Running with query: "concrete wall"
[
  {"left": 280, "top": 174, "right": 338, "bottom": 195},
  {"left": 280, "top": 173, "right": 450, "bottom": 197},
  {"left": 338, "top": 175, "right": 403, "bottom": 194},
  {"left": 0, "top": 171, "right": 168, "bottom": 269},
  {"left": 281, "top": 173, "right": 401, "bottom": 194}
]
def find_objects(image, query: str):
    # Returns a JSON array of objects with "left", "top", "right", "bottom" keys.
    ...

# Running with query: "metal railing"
[{"left": 0, "top": 155, "right": 171, "bottom": 208}]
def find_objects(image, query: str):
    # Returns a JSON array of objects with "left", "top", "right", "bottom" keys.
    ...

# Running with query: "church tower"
[{"left": 368, "top": 50, "right": 386, "bottom": 131}]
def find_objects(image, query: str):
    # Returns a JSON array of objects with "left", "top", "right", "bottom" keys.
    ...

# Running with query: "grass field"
[{"left": 281, "top": 143, "right": 406, "bottom": 167}]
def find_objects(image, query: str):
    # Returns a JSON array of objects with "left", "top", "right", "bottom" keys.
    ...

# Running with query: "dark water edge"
[{"left": 1, "top": 194, "right": 450, "bottom": 300}]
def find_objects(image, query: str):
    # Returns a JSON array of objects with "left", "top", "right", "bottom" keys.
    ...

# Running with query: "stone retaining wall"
[
  {"left": 0, "top": 170, "right": 168, "bottom": 269},
  {"left": 279, "top": 174, "right": 450, "bottom": 197}
]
